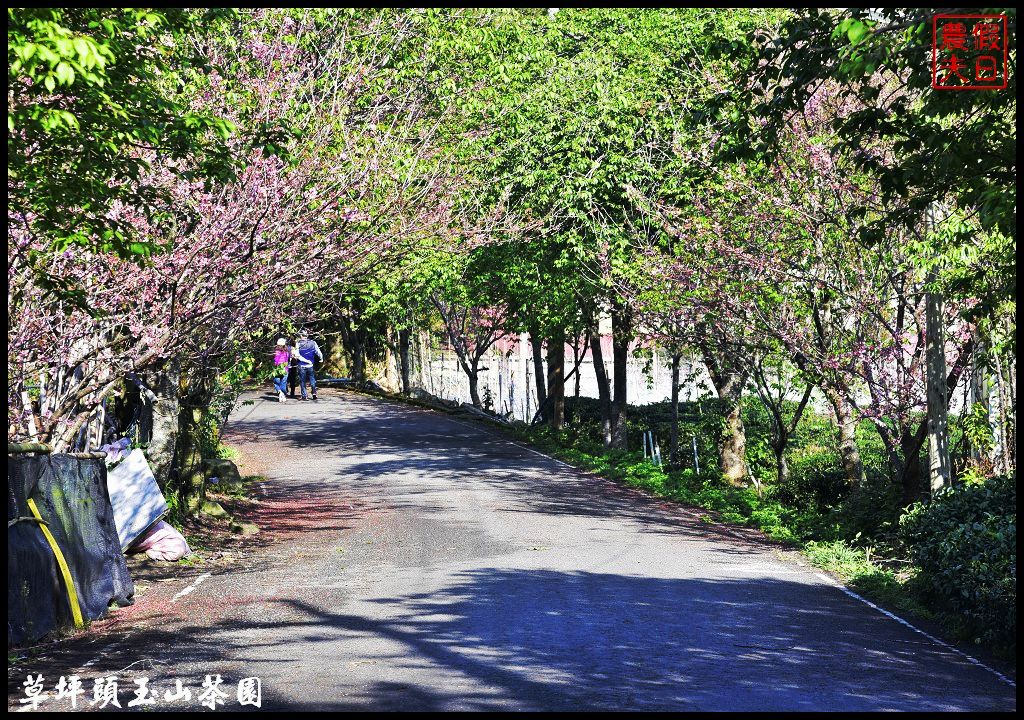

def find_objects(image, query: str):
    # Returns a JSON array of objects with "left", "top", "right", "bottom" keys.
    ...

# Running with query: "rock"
[
  {"left": 459, "top": 403, "right": 512, "bottom": 425},
  {"left": 229, "top": 520, "right": 259, "bottom": 536},
  {"left": 317, "top": 377, "right": 357, "bottom": 387},
  {"left": 200, "top": 499, "right": 230, "bottom": 519},
  {"left": 203, "top": 458, "right": 241, "bottom": 485}
]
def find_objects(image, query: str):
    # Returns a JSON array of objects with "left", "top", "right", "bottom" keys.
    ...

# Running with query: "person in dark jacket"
[{"left": 296, "top": 329, "right": 324, "bottom": 400}]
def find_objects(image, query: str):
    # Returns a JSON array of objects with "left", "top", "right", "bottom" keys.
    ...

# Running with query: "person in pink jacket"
[{"left": 271, "top": 338, "right": 291, "bottom": 402}]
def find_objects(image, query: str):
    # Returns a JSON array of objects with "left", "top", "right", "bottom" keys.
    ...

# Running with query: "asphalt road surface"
[{"left": 10, "top": 389, "right": 1016, "bottom": 711}]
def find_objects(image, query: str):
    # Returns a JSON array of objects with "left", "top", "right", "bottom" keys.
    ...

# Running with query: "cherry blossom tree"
[
  {"left": 631, "top": 86, "right": 979, "bottom": 501},
  {"left": 7, "top": 10, "right": 467, "bottom": 470}
]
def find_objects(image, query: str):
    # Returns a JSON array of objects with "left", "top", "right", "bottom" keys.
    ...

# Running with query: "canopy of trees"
[{"left": 7, "top": 8, "right": 1016, "bottom": 640}]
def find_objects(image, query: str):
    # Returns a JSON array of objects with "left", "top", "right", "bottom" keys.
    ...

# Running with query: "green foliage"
[
  {"left": 900, "top": 475, "right": 1016, "bottom": 648},
  {"left": 8, "top": 8, "right": 240, "bottom": 259},
  {"left": 522, "top": 416, "right": 822, "bottom": 545},
  {"left": 730, "top": 8, "right": 1017, "bottom": 317},
  {"left": 425, "top": 9, "right": 779, "bottom": 340},
  {"left": 563, "top": 395, "right": 726, "bottom": 475},
  {"left": 801, "top": 541, "right": 936, "bottom": 621},
  {"left": 163, "top": 489, "right": 187, "bottom": 530},
  {"left": 565, "top": 393, "right": 900, "bottom": 539},
  {"left": 960, "top": 402, "right": 997, "bottom": 465},
  {"left": 829, "top": 471, "right": 902, "bottom": 544},
  {"left": 188, "top": 347, "right": 262, "bottom": 464}
]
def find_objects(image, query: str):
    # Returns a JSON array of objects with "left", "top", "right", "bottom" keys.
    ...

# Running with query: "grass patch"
[
  {"left": 217, "top": 442, "right": 241, "bottom": 462},
  {"left": 802, "top": 540, "right": 932, "bottom": 618},
  {"left": 212, "top": 473, "right": 255, "bottom": 500}
]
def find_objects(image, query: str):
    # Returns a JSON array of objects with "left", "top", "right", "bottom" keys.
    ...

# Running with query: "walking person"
[
  {"left": 287, "top": 337, "right": 300, "bottom": 398},
  {"left": 296, "top": 329, "right": 324, "bottom": 400},
  {"left": 271, "top": 338, "right": 291, "bottom": 402}
]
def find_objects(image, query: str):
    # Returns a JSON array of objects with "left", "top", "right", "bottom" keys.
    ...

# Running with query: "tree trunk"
[
  {"left": 173, "top": 403, "right": 207, "bottom": 514},
  {"left": 670, "top": 352, "right": 681, "bottom": 464},
  {"left": 546, "top": 331, "right": 565, "bottom": 430},
  {"left": 993, "top": 350, "right": 1014, "bottom": 475},
  {"left": 609, "top": 306, "right": 631, "bottom": 450},
  {"left": 574, "top": 333, "right": 586, "bottom": 402},
  {"left": 720, "top": 400, "right": 749, "bottom": 486},
  {"left": 468, "top": 367, "right": 482, "bottom": 409},
  {"left": 867, "top": 411, "right": 929, "bottom": 507},
  {"left": 352, "top": 341, "right": 366, "bottom": 383},
  {"left": 773, "top": 442, "right": 789, "bottom": 485},
  {"left": 590, "top": 333, "right": 612, "bottom": 447},
  {"left": 168, "top": 366, "right": 219, "bottom": 515},
  {"left": 398, "top": 327, "right": 412, "bottom": 395},
  {"left": 925, "top": 262, "right": 951, "bottom": 495},
  {"left": 825, "top": 390, "right": 865, "bottom": 485},
  {"left": 900, "top": 430, "right": 927, "bottom": 506},
  {"left": 1006, "top": 351, "right": 1016, "bottom": 472},
  {"left": 529, "top": 330, "right": 547, "bottom": 412},
  {"left": 702, "top": 347, "right": 749, "bottom": 486},
  {"left": 146, "top": 360, "right": 181, "bottom": 486}
]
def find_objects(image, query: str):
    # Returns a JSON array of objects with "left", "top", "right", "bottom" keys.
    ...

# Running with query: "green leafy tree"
[
  {"left": 8, "top": 8, "right": 241, "bottom": 259},
  {"left": 726, "top": 8, "right": 1015, "bottom": 318}
]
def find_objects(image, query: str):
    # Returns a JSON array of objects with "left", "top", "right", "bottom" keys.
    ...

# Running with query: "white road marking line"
[
  {"left": 82, "top": 640, "right": 123, "bottom": 669},
  {"left": 171, "top": 572, "right": 212, "bottom": 603},
  {"left": 815, "top": 572, "right": 1015, "bottom": 688},
  {"left": 441, "top": 415, "right": 577, "bottom": 469},
  {"left": 80, "top": 572, "right": 217, "bottom": 671}
]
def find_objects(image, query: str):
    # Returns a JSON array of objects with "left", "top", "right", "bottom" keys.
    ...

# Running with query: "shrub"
[
  {"left": 899, "top": 474, "right": 1016, "bottom": 647},
  {"left": 830, "top": 467, "right": 903, "bottom": 545},
  {"left": 622, "top": 460, "right": 668, "bottom": 493},
  {"left": 782, "top": 444, "right": 849, "bottom": 511}
]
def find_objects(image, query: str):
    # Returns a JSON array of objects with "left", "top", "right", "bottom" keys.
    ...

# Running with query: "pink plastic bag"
[{"left": 129, "top": 520, "right": 191, "bottom": 561}]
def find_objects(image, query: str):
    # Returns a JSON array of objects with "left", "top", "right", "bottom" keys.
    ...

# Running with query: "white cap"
[{"left": 276, "top": 338, "right": 287, "bottom": 346}]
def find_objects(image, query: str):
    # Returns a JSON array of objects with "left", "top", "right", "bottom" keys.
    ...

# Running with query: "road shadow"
[
  {"left": 10, "top": 569, "right": 1014, "bottom": 711},
  {"left": 224, "top": 391, "right": 773, "bottom": 550}
]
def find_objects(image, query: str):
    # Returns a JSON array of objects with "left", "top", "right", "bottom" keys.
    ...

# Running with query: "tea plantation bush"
[{"left": 900, "top": 474, "right": 1016, "bottom": 647}]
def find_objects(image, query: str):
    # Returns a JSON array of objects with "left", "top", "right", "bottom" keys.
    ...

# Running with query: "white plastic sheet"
[{"left": 105, "top": 449, "right": 168, "bottom": 551}]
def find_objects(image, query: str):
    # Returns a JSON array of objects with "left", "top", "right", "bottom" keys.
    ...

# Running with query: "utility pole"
[{"left": 925, "top": 203, "right": 951, "bottom": 495}]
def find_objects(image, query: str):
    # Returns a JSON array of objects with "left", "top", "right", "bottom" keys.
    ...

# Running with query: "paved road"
[{"left": 11, "top": 390, "right": 1016, "bottom": 711}]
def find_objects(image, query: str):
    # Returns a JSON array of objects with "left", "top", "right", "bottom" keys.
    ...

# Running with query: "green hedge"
[
  {"left": 564, "top": 395, "right": 900, "bottom": 538},
  {"left": 899, "top": 475, "right": 1016, "bottom": 647}
]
